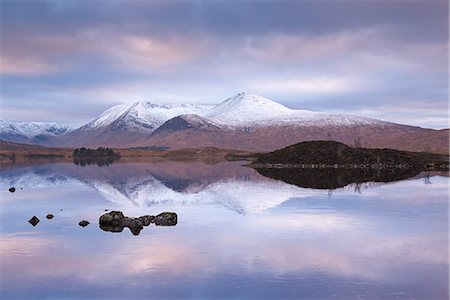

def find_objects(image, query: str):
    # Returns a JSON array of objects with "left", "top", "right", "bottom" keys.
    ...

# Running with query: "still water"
[{"left": 0, "top": 162, "right": 448, "bottom": 299}]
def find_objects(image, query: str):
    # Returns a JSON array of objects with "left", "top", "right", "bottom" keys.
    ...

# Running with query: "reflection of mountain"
[
  {"left": 1, "top": 162, "right": 443, "bottom": 214},
  {"left": 0, "top": 162, "right": 316, "bottom": 214},
  {"left": 254, "top": 167, "right": 424, "bottom": 190}
]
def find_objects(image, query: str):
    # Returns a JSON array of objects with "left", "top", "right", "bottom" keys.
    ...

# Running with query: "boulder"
[
  {"left": 28, "top": 216, "right": 40, "bottom": 226},
  {"left": 99, "top": 211, "right": 176, "bottom": 235},
  {"left": 138, "top": 215, "right": 156, "bottom": 226},
  {"left": 46, "top": 214, "right": 54, "bottom": 219},
  {"left": 155, "top": 212, "right": 178, "bottom": 226},
  {"left": 9, "top": 187, "right": 15, "bottom": 193},
  {"left": 79, "top": 220, "right": 90, "bottom": 227}
]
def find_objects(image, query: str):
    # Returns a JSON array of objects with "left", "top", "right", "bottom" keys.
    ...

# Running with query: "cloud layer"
[{"left": 0, "top": 0, "right": 448, "bottom": 128}]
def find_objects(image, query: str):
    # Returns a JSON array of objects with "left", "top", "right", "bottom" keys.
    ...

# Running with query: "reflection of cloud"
[
  {"left": 0, "top": 234, "right": 58, "bottom": 256},
  {"left": 1, "top": 216, "right": 447, "bottom": 289},
  {"left": 0, "top": 164, "right": 448, "bottom": 297},
  {"left": 249, "top": 214, "right": 364, "bottom": 232}
]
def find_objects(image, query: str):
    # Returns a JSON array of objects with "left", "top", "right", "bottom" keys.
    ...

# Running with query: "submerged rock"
[
  {"left": 9, "top": 187, "right": 15, "bottom": 193},
  {"left": 79, "top": 220, "right": 90, "bottom": 227},
  {"left": 46, "top": 214, "right": 54, "bottom": 219},
  {"left": 28, "top": 216, "right": 40, "bottom": 226},
  {"left": 99, "top": 211, "right": 177, "bottom": 235}
]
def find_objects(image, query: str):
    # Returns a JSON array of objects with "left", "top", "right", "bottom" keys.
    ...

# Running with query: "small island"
[
  {"left": 249, "top": 141, "right": 449, "bottom": 170},
  {"left": 73, "top": 147, "right": 121, "bottom": 166},
  {"left": 247, "top": 141, "right": 449, "bottom": 189}
]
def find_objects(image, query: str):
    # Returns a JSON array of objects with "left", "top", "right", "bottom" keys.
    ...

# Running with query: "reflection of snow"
[
  {"left": 205, "top": 179, "right": 315, "bottom": 214},
  {"left": 0, "top": 170, "right": 82, "bottom": 189},
  {"left": 93, "top": 177, "right": 317, "bottom": 214},
  {"left": 0, "top": 164, "right": 317, "bottom": 214}
]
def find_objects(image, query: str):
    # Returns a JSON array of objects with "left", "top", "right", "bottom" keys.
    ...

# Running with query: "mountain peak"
[
  {"left": 205, "top": 93, "right": 292, "bottom": 124},
  {"left": 225, "top": 92, "right": 286, "bottom": 105}
]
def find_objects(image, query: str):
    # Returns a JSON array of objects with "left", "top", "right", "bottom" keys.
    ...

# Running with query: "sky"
[{"left": 0, "top": 0, "right": 448, "bottom": 129}]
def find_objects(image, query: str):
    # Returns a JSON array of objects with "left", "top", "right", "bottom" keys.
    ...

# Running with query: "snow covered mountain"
[
  {"left": 142, "top": 93, "right": 447, "bottom": 153},
  {"left": 52, "top": 102, "right": 213, "bottom": 147},
  {"left": 75, "top": 92, "right": 386, "bottom": 133},
  {"left": 1, "top": 93, "right": 448, "bottom": 154},
  {"left": 0, "top": 120, "right": 72, "bottom": 144},
  {"left": 79, "top": 102, "right": 212, "bottom": 132},
  {"left": 205, "top": 92, "right": 384, "bottom": 126}
]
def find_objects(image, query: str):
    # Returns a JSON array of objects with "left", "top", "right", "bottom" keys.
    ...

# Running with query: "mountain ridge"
[{"left": 1, "top": 93, "right": 448, "bottom": 154}]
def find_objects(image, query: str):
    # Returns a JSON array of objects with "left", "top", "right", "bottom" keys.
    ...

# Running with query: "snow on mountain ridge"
[
  {"left": 81, "top": 92, "right": 385, "bottom": 133},
  {"left": 0, "top": 120, "right": 72, "bottom": 137},
  {"left": 205, "top": 92, "right": 385, "bottom": 127},
  {"left": 1, "top": 93, "right": 388, "bottom": 141},
  {"left": 80, "top": 101, "right": 213, "bottom": 132}
]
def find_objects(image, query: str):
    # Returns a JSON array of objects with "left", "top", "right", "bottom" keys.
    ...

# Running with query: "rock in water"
[
  {"left": 79, "top": 220, "right": 90, "bottom": 227},
  {"left": 99, "top": 211, "right": 143, "bottom": 236},
  {"left": 155, "top": 212, "right": 178, "bottom": 226},
  {"left": 46, "top": 214, "right": 54, "bottom": 219},
  {"left": 28, "top": 216, "right": 40, "bottom": 226},
  {"left": 138, "top": 215, "right": 156, "bottom": 226},
  {"left": 9, "top": 187, "right": 15, "bottom": 193},
  {"left": 99, "top": 211, "right": 177, "bottom": 235}
]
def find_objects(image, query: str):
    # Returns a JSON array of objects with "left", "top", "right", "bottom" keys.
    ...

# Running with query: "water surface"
[{"left": 0, "top": 162, "right": 448, "bottom": 299}]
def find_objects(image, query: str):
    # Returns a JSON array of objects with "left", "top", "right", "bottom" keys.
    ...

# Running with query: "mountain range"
[{"left": 1, "top": 93, "right": 448, "bottom": 154}]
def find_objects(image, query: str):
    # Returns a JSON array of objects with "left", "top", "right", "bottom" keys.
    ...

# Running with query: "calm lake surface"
[{"left": 0, "top": 161, "right": 448, "bottom": 299}]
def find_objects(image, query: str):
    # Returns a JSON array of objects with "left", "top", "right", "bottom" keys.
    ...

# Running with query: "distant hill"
[
  {"left": 251, "top": 141, "right": 449, "bottom": 169},
  {"left": 0, "top": 120, "right": 72, "bottom": 144}
]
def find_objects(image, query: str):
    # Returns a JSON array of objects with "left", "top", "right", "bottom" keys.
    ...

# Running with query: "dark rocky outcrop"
[
  {"left": 46, "top": 214, "right": 54, "bottom": 219},
  {"left": 28, "top": 216, "right": 40, "bottom": 226},
  {"left": 9, "top": 187, "right": 15, "bottom": 193},
  {"left": 99, "top": 211, "right": 177, "bottom": 235}
]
